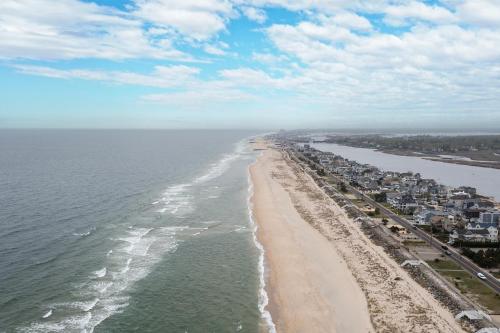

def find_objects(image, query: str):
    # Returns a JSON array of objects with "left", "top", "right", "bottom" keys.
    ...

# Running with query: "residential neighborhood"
[{"left": 296, "top": 143, "right": 500, "bottom": 248}]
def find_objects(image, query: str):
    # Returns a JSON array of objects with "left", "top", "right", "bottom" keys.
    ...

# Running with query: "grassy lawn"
[
  {"left": 428, "top": 259, "right": 462, "bottom": 270},
  {"left": 427, "top": 259, "right": 500, "bottom": 312}
]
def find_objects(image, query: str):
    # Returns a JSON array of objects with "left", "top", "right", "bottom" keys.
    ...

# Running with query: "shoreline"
[
  {"left": 247, "top": 161, "right": 277, "bottom": 333},
  {"left": 249, "top": 140, "right": 466, "bottom": 332},
  {"left": 249, "top": 140, "right": 374, "bottom": 332}
]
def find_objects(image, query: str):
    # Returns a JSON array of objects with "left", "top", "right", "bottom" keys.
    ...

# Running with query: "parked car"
[
  {"left": 444, "top": 250, "right": 452, "bottom": 256},
  {"left": 441, "top": 245, "right": 448, "bottom": 250},
  {"left": 477, "top": 272, "right": 487, "bottom": 280}
]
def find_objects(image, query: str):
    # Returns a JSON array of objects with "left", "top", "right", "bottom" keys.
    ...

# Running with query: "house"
[
  {"left": 478, "top": 211, "right": 500, "bottom": 224},
  {"left": 449, "top": 228, "right": 497, "bottom": 243},
  {"left": 415, "top": 210, "right": 447, "bottom": 226},
  {"left": 465, "top": 222, "right": 498, "bottom": 241},
  {"left": 442, "top": 215, "right": 460, "bottom": 232},
  {"left": 457, "top": 186, "right": 477, "bottom": 196},
  {"left": 448, "top": 192, "right": 470, "bottom": 209},
  {"left": 389, "top": 193, "right": 419, "bottom": 214},
  {"left": 465, "top": 222, "right": 497, "bottom": 230}
]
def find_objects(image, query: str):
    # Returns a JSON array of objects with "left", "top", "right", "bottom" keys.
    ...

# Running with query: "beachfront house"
[
  {"left": 449, "top": 229, "right": 489, "bottom": 243},
  {"left": 449, "top": 226, "right": 498, "bottom": 243},
  {"left": 465, "top": 222, "right": 499, "bottom": 241},
  {"left": 389, "top": 193, "right": 419, "bottom": 214},
  {"left": 478, "top": 210, "right": 500, "bottom": 224},
  {"left": 415, "top": 209, "right": 447, "bottom": 226}
]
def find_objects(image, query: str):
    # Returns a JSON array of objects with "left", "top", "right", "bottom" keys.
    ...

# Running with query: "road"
[{"left": 291, "top": 148, "right": 500, "bottom": 295}]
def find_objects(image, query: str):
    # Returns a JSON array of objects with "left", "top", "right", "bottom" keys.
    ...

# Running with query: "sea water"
[{"left": 0, "top": 130, "right": 271, "bottom": 333}]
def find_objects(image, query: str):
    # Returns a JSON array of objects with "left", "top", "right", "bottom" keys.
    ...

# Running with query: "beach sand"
[{"left": 250, "top": 141, "right": 466, "bottom": 333}]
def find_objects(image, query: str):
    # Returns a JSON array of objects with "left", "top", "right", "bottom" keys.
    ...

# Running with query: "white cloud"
[
  {"left": 0, "top": 0, "right": 189, "bottom": 61},
  {"left": 261, "top": 16, "right": 500, "bottom": 117},
  {"left": 241, "top": 6, "right": 267, "bottom": 23},
  {"left": 252, "top": 52, "right": 288, "bottom": 64},
  {"left": 325, "top": 12, "right": 372, "bottom": 31},
  {"left": 203, "top": 44, "right": 228, "bottom": 55},
  {"left": 14, "top": 64, "right": 200, "bottom": 87},
  {"left": 143, "top": 89, "right": 255, "bottom": 106},
  {"left": 384, "top": 1, "right": 457, "bottom": 26},
  {"left": 132, "top": 0, "right": 235, "bottom": 41},
  {"left": 4, "top": 0, "right": 500, "bottom": 125},
  {"left": 457, "top": 0, "right": 500, "bottom": 28}
]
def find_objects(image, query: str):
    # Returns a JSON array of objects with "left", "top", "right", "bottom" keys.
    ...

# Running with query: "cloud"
[
  {"left": 456, "top": 0, "right": 500, "bottom": 28},
  {"left": 383, "top": 1, "right": 457, "bottom": 26},
  {"left": 252, "top": 52, "right": 288, "bottom": 64},
  {"left": 241, "top": 6, "right": 267, "bottom": 23},
  {"left": 4, "top": 0, "right": 500, "bottom": 126},
  {"left": 14, "top": 64, "right": 200, "bottom": 87},
  {"left": 131, "top": 0, "right": 235, "bottom": 41},
  {"left": 142, "top": 89, "right": 255, "bottom": 107},
  {"left": 325, "top": 12, "right": 372, "bottom": 31},
  {"left": 0, "top": 0, "right": 190, "bottom": 61},
  {"left": 203, "top": 44, "right": 228, "bottom": 55},
  {"left": 261, "top": 16, "right": 500, "bottom": 116}
]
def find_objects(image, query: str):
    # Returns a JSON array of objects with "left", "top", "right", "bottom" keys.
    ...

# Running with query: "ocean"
[{"left": 0, "top": 130, "right": 271, "bottom": 333}]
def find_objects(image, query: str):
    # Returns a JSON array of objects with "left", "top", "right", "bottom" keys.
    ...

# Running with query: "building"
[
  {"left": 449, "top": 228, "right": 497, "bottom": 243},
  {"left": 478, "top": 211, "right": 500, "bottom": 224},
  {"left": 389, "top": 193, "right": 419, "bottom": 214},
  {"left": 415, "top": 209, "right": 447, "bottom": 226}
]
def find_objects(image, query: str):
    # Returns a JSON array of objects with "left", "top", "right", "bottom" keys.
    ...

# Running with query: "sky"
[{"left": 1, "top": 0, "right": 500, "bottom": 129}]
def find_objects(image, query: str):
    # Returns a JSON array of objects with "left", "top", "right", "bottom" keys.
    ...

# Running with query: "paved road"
[
  {"left": 359, "top": 190, "right": 500, "bottom": 294},
  {"left": 291, "top": 149, "right": 500, "bottom": 294}
]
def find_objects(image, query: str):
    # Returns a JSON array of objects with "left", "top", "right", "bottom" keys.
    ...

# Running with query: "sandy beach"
[{"left": 250, "top": 141, "right": 466, "bottom": 333}]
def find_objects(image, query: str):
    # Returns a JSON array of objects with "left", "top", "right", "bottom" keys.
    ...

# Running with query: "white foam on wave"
[
  {"left": 194, "top": 140, "right": 246, "bottom": 185},
  {"left": 21, "top": 140, "right": 250, "bottom": 333},
  {"left": 233, "top": 226, "right": 247, "bottom": 233},
  {"left": 21, "top": 312, "right": 92, "bottom": 333},
  {"left": 117, "top": 227, "right": 153, "bottom": 254},
  {"left": 91, "top": 281, "right": 113, "bottom": 294},
  {"left": 41, "top": 309, "right": 52, "bottom": 319},
  {"left": 94, "top": 267, "right": 107, "bottom": 278},
  {"left": 23, "top": 226, "right": 181, "bottom": 333},
  {"left": 155, "top": 140, "right": 246, "bottom": 217},
  {"left": 156, "top": 184, "right": 193, "bottom": 216},
  {"left": 73, "top": 227, "right": 96, "bottom": 237},
  {"left": 247, "top": 167, "right": 277, "bottom": 333}
]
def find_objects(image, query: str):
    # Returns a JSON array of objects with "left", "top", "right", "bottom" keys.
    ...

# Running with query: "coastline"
[
  {"left": 247, "top": 162, "right": 277, "bottom": 333},
  {"left": 249, "top": 140, "right": 374, "bottom": 332},
  {"left": 249, "top": 139, "right": 466, "bottom": 332}
]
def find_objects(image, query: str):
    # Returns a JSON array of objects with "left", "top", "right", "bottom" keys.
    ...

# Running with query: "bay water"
[{"left": 312, "top": 142, "right": 500, "bottom": 200}]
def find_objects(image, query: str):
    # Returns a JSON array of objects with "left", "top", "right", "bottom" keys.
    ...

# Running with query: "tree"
[{"left": 374, "top": 192, "right": 387, "bottom": 203}]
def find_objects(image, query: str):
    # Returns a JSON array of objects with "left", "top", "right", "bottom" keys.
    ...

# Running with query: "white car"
[{"left": 477, "top": 272, "right": 487, "bottom": 280}]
